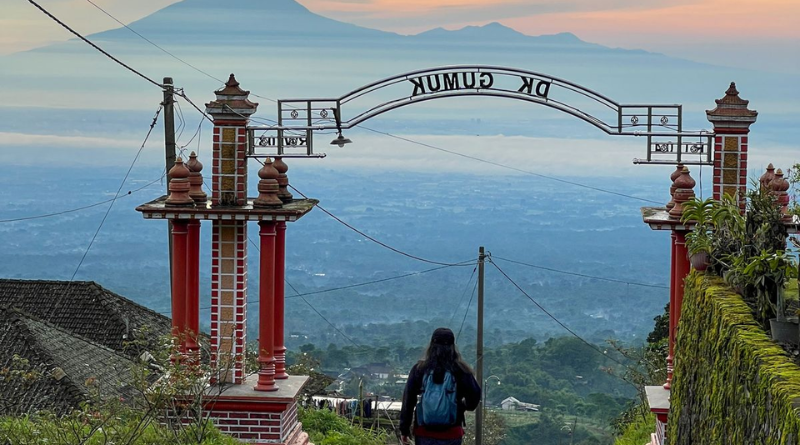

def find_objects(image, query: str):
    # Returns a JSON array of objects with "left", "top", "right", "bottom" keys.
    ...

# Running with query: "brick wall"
[
  {"left": 210, "top": 220, "right": 248, "bottom": 383},
  {"left": 212, "top": 126, "right": 248, "bottom": 207},
  {"left": 712, "top": 135, "right": 748, "bottom": 202},
  {"left": 207, "top": 401, "right": 300, "bottom": 444}
]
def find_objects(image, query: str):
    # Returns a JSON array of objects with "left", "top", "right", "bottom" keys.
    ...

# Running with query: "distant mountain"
[
  {"left": 3, "top": 0, "right": 797, "bottom": 125},
  {"left": 91, "top": 0, "right": 401, "bottom": 44},
  {"left": 414, "top": 22, "right": 588, "bottom": 46},
  {"left": 87, "top": 0, "right": 629, "bottom": 53}
]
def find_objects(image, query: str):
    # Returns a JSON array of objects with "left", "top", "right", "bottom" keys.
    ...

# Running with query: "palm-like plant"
[{"left": 681, "top": 197, "right": 718, "bottom": 270}]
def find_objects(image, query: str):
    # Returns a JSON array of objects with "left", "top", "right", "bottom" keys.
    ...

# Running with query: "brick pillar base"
[{"left": 204, "top": 375, "right": 311, "bottom": 444}]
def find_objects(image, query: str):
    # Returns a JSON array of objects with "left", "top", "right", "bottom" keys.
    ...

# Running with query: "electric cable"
[
  {"left": 296, "top": 295, "right": 360, "bottom": 347},
  {"left": 27, "top": 0, "right": 163, "bottom": 88},
  {"left": 492, "top": 256, "right": 669, "bottom": 289},
  {"left": 83, "top": 0, "right": 228, "bottom": 86},
  {"left": 489, "top": 259, "right": 629, "bottom": 368},
  {"left": 81, "top": 0, "right": 291, "bottom": 110},
  {"left": 70, "top": 105, "right": 162, "bottom": 280},
  {"left": 196, "top": 261, "right": 470, "bottom": 311},
  {"left": 456, "top": 281, "right": 478, "bottom": 343},
  {"left": 0, "top": 175, "right": 165, "bottom": 223},
  {"left": 285, "top": 262, "right": 473, "bottom": 300},
  {"left": 174, "top": 90, "right": 214, "bottom": 123},
  {"left": 289, "top": 185, "right": 472, "bottom": 267},
  {"left": 450, "top": 264, "right": 478, "bottom": 325},
  {"left": 359, "top": 126, "right": 662, "bottom": 205},
  {"left": 55, "top": 1, "right": 666, "bottom": 210}
]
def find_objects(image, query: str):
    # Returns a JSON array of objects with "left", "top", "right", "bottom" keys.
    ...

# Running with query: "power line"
[
  {"left": 284, "top": 262, "right": 473, "bottom": 300},
  {"left": 80, "top": 0, "right": 291, "bottom": 110},
  {"left": 70, "top": 105, "right": 162, "bottom": 280},
  {"left": 80, "top": 0, "right": 285, "bottom": 122},
  {"left": 359, "top": 126, "right": 662, "bottom": 205},
  {"left": 58, "top": 1, "right": 661, "bottom": 209},
  {"left": 492, "top": 256, "right": 669, "bottom": 290},
  {"left": 489, "top": 259, "right": 629, "bottom": 368},
  {"left": 296, "top": 296, "right": 360, "bottom": 347},
  {"left": 195, "top": 261, "right": 470, "bottom": 312},
  {"left": 27, "top": 0, "right": 162, "bottom": 89},
  {"left": 175, "top": 90, "right": 213, "bottom": 123},
  {"left": 83, "top": 0, "right": 227, "bottom": 86},
  {"left": 456, "top": 281, "right": 478, "bottom": 343},
  {"left": 450, "top": 264, "right": 478, "bottom": 325},
  {"left": 289, "top": 185, "right": 472, "bottom": 267},
  {"left": 0, "top": 175, "right": 165, "bottom": 223}
]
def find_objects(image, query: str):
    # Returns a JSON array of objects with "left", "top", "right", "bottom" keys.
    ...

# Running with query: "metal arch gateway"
[{"left": 246, "top": 65, "right": 714, "bottom": 165}]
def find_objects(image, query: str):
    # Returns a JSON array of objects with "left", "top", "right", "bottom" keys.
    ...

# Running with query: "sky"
[{"left": 2, "top": 0, "right": 799, "bottom": 73}]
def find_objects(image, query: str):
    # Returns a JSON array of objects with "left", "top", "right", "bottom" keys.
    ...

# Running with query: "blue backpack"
[{"left": 417, "top": 369, "right": 458, "bottom": 427}]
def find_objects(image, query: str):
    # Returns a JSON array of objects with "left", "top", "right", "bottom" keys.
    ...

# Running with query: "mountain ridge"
[{"left": 83, "top": 0, "right": 635, "bottom": 54}]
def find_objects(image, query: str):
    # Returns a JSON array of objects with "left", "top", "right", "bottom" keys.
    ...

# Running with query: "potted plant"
[
  {"left": 681, "top": 197, "right": 717, "bottom": 271},
  {"left": 741, "top": 249, "right": 798, "bottom": 342}
]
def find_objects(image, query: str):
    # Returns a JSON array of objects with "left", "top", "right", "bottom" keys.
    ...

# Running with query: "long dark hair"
[{"left": 418, "top": 328, "right": 473, "bottom": 378}]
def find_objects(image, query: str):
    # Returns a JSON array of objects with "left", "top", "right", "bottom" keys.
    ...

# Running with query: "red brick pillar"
[
  {"left": 165, "top": 157, "right": 194, "bottom": 356},
  {"left": 256, "top": 221, "right": 278, "bottom": 392},
  {"left": 171, "top": 220, "right": 189, "bottom": 352},
  {"left": 186, "top": 153, "right": 206, "bottom": 358},
  {"left": 707, "top": 83, "right": 757, "bottom": 206},
  {"left": 186, "top": 220, "right": 201, "bottom": 355},
  {"left": 664, "top": 232, "right": 677, "bottom": 389},
  {"left": 674, "top": 231, "right": 690, "bottom": 332},
  {"left": 274, "top": 157, "right": 292, "bottom": 380},
  {"left": 665, "top": 167, "right": 695, "bottom": 389},
  {"left": 206, "top": 74, "right": 258, "bottom": 383},
  {"left": 274, "top": 221, "right": 288, "bottom": 379}
]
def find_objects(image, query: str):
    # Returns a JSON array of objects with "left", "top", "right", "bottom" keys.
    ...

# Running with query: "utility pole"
[
  {"left": 163, "top": 77, "right": 176, "bottom": 292},
  {"left": 475, "top": 246, "right": 486, "bottom": 445}
]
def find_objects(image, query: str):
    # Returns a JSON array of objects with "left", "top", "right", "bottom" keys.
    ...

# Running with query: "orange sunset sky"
[{"left": 3, "top": 0, "right": 799, "bottom": 72}]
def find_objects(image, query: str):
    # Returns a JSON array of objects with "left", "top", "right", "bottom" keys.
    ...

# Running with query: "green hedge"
[{"left": 668, "top": 273, "right": 800, "bottom": 444}]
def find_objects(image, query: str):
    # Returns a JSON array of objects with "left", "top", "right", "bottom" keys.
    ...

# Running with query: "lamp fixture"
[
  {"left": 330, "top": 133, "right": 352, "bottom": 147},
  {"left": 329, "top": 107, "right": 352, "bottom": 147}
]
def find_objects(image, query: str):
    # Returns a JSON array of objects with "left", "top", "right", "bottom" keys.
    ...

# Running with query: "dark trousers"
[{"left": 415, "top": 437, "right": 463, "bottom": 445}]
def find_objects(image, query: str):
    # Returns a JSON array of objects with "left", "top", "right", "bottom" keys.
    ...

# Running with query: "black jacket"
[{"left": 399, "top": 363, "right": 482, "bottom": 436}]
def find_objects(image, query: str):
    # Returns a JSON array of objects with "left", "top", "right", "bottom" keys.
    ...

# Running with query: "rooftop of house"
[
  {"left": 0, "top": 306, "right": 138, "bottom": 415},
  {"left": 0, "top": 279, "right": 172, "bottom": 355}
]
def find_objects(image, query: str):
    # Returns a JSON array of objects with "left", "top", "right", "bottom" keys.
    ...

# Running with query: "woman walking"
[{"left": 400, "top": 327, "right": 481, "bottom": 445}]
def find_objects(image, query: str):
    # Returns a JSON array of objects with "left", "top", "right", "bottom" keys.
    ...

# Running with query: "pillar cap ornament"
[
  {"left": 759, "top": 163, "right": 776, "bottom": 190},
  {"left": 186, "top": 151, "right": 208, "bottom": 204},
  {"left": 666, "top": 163, "right": 685, "bottom": 210},
  {"left": 770, "top": 168, "right": 792, "bottom": 222},
  {"left": 205, "top": 74, "right": 258, "bottom": 121},
  {"left": 166, "top": 157, "right": 195, "bottom": 207},
  {"left": 253, "top": 158, "right": 283, "bottom": 208},
  {"left": 273, "top": 157, "right": 293, "bottom": 203},
  {"left": 669, "top": 167, "right": 696, "bottom": 219},
  {"left": 706, "top": 82, "right": 757, "bottom": 129}
]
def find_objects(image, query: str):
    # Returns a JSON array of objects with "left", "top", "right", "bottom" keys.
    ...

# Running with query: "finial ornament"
[
  {"left": 666, "top": 163, "right": 684, "bottom": 210},
  {"left": 759, "top": 163, "right": 775, "bottom": 190},
  {"left": 273, "top": 157, "right": 293, "bottom": 203},
  {"left": 166, "top": 157, "right": 194, "bottom": 207},
  {"left": 669, "top": 167, "right": 696, "bottom": 219},
  {"left": 253, "top": 158, "right": 283, "bottom": 208},
  {"left": 769, "top": 169, "right": 792, "bottom": 222},
  {"left": 186, "top": 152, "right": 208, "bottom": 204}
]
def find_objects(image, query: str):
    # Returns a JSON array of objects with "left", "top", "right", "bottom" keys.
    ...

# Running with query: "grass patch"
[{"left": 614, "top": 412, "right": 654, "bottom": 445}]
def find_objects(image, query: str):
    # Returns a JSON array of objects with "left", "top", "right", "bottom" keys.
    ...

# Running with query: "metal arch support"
[{"left": 246, "top": 65, "right": 714, "bottom": 165}]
